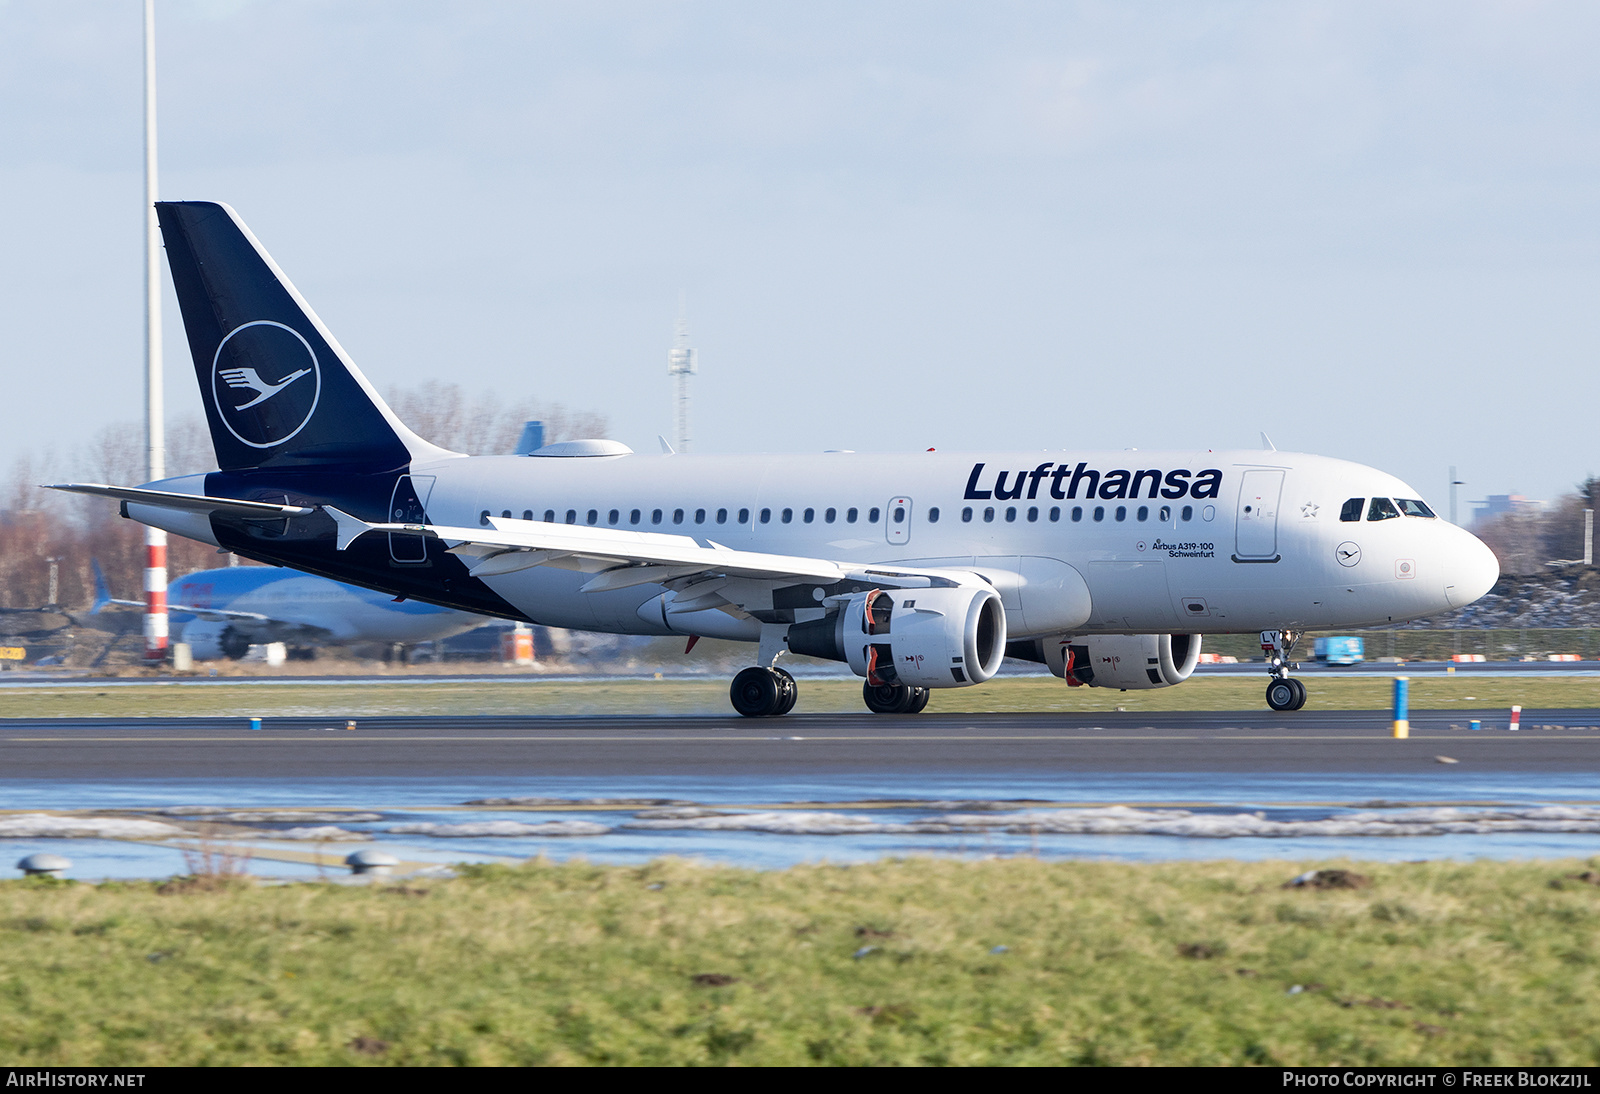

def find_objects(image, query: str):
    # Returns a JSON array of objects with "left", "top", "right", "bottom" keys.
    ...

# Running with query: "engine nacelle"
[
  {"left": 1014, "top": 633, "right": 1202, "bottom": 689},
  {"left": 787, "top": 585, "right": 1006, "bottom": 688},
  {"left": 177, "top": 619, "right": 252, "bottom": 660}
]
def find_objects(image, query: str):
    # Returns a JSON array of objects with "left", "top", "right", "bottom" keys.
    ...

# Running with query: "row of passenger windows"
[
  {"left": 959, "top": 503, "right": 1210, "bottom": 524},
  {"left": 480, "top": 502, "right": 1213, "bottom": 527},
  {"left": 482, "top": 506, "right": 884, "bottom": 528},
  {"left": 1339, "top": 497, "right": 1437, "bottom": 523}
]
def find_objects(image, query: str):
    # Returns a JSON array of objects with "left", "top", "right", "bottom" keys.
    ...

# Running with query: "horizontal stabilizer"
[
  {"left": 48, "top": 483, "right": 315, "bottom": 518},
  {"left": 323, "top": 506, "right": 387, "bottom": 552}
]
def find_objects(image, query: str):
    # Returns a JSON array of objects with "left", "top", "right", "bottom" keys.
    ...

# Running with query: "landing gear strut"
[
  {"left": 730, "top": 666, "right": 797, "bottom": 717},
  {"left": 1261, "top": 629, "right": 1307, "bottom": 711}
]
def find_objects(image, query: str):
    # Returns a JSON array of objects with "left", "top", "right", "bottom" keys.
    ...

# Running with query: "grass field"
[
  {"left": 0, "top": 673, "right": 1596, "bottom": 719},
  {"left": 2, "top": 857, "right": 1598, "bottom": 1065}
]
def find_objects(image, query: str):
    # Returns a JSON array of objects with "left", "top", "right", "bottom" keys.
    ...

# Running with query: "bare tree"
[
  {"left": 385, "top": 381, "right": 608, "bottom": 455},
  {"left": 165, "top": 415, "right": 216, "bottom": 479},
  {"left": 0, "top": 417, "right": 233, "bottom": 611},
  {"left": 1476, "top": 478, "right": 1600, "bottom": 575},
  {"left": 1477, "top": 508, "right": 1548, "bottom": 576}
]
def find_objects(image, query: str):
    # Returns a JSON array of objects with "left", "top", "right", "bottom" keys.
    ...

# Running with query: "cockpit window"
[
  {"left": 1339, "top": 498, "right": 1364, "bottom": 522},
  {"left": 1367, "top": 497, "right": 1401, "bottom": 522},
  {"left": 1396, "top": 499, "right": 1436, "bottom": 518}
]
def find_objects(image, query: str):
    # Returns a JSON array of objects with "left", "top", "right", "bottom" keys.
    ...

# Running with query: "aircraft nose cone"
[{"left": 1444, "top": 525, "right": 1500, "bottom": 608}]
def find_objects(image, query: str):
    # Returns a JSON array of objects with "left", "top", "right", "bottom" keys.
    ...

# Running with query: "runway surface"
[
  {"left": 3, "top": 708, "right": 1599, "bottom": 878},
  {"left": 2, "top": 709, "right": 1596, "bottom": 779}
]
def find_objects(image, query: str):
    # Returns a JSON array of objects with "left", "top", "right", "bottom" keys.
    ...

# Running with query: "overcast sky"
[{"left": 2, "top": 1, "right": 1596, "bottom": 509}]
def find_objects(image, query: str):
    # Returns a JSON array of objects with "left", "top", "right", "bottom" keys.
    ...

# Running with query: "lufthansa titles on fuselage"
[{"left": 963, "top": 462, "right": 1223, "bottom": 503}]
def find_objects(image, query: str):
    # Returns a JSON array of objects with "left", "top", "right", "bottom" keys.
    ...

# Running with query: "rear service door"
[
  {"left": 886, "top": 497, "right": 912, "bottom": 545},
  {"left": 388, "top": 475, "right": 436, "bottom": 564},
  {"left": 1233, "top": 470, "right": 1283, "bottom": 562}
]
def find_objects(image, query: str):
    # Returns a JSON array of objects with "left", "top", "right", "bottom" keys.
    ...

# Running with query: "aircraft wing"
[
  {"left": 47, "top": 483, "right": 315, "bottom": 518},
  {"left": 168, "top": 604, "right": 274, "bottom": 623},
  {"left": 93, "top": 594, "right": 272, "bottom": 624},
  {"left": 323, "top": 508, "right": 966, "bottom": 594}
]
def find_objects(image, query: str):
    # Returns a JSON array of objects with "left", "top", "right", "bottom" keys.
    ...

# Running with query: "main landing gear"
[
  {"left": 1261, "top": 629, "right": 1307, "bottom": 712},
  {"left": 727, "top": 668, "right": 931, "bottom": 717},
  {"left": 863, "top": 682, "right": 931, "bottom": 715},
  {"left": 730, "top": 666, "right": 797, "bottom": 718}
]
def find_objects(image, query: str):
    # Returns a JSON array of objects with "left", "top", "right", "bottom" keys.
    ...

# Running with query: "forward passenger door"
[{"left": 1234, "top": 470, "right": 1283, "bottom": 562}]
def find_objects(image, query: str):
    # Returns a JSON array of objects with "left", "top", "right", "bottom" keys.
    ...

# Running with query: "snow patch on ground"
[
  {"left": 631, "top": 807, "right": 731, "bottom": 820},
  {"left": 0, "top": 814, "right": 187, "bottom": 839},
  {"left": 387, "top": 820, "right": 612, "bottom": 838},
  {"left": 624, "top": 811, "right": 920, "bottom": 835},
  {"left": 265, "top": 826, "right": 369, "bottom": 841},
  {"left": 463, "top": 797, "right": 694, "bottom": 808},
  {"left": 156, "top": 809, "right": 384, "bottom": 823},
  {"left": 622, "top": 805, "right": 1600, "bottom": 838}
]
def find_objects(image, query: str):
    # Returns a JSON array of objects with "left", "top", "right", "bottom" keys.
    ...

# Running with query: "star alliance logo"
[{"left": 210, "top": 320, "right": 322, "bottom": 450}]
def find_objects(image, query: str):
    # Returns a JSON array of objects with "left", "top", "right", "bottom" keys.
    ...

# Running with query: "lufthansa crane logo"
[{"left": 210, "top": 320, "right": 322, "bottom": 449}]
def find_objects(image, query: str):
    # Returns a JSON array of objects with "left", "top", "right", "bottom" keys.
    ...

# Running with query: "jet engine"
[
  {"left": 178, "top": 620, "right": 253, "bottom": 660},
  {"left": 1009, "top": 633, "right": 1202, "bottom": 689},
  {"left": 786, "top": 585, "right": 1006, "bottom": 688}
]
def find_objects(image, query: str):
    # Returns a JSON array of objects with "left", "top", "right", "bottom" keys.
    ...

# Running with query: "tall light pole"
[
  {"left": 142, "top": 0, "right": 168, "bottom": 662},
  {"left": 1449, "top": 467, "right": 1465, "bottom": 526}
]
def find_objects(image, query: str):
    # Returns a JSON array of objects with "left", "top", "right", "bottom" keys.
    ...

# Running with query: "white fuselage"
[{"left": 389, "top": 447, "right": 1498, "bottom": 642}]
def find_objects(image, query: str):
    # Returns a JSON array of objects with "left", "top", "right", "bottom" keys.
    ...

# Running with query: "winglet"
[
  {"left": 659, "top": 435, "right": 677, "bottom": 455},
  {"left": 1260, "top": 432, "right": 1277, "bottom": 452},
  {"left": 323, "top": 506, "right": 377, "bottom": 551}
]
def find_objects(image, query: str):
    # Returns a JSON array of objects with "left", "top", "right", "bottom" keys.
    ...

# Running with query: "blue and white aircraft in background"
[
  {"left": 96, "top": 563, "right": 487, "bottom": 660},
  {"left": 56, "top": 201, "right": 1500, "bottom": 713}
]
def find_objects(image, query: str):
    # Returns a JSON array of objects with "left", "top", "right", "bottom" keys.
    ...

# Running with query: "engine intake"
[
  {"left": 1008, "top": 633, "right": 1202, "bottom": 689},
  {"left": 786, "top": 585, "right": 1006, "bottom": 688},
  {"left": 178, "top": 619, "right": 252, "bottom": 661}
]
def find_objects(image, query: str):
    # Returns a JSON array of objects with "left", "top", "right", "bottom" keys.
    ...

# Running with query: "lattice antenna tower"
[{"left": 667, "top": 302, "right": 696, "bottom": 452}]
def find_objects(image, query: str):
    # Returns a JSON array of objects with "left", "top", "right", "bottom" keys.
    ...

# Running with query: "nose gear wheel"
[
  {"left": 1266, "top": 676, "right": 1306, "bottom": 711},
  {"left": 1260, "top": 629, "right": 1307, "bottom": 711}
]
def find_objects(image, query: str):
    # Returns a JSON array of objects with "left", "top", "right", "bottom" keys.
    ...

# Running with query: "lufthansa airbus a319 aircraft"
[{"left": 56, "top": 202, "right": 1500, "bottom": 716}]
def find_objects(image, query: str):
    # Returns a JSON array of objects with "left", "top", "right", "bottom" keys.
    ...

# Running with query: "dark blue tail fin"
[{"left": 156, "top": 201, "right": 446, "bottom": 472}]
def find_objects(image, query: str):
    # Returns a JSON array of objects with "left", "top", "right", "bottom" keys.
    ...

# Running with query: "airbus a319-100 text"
[{"left": 55, "top": 202, "right": 1500, "bottom": 716}]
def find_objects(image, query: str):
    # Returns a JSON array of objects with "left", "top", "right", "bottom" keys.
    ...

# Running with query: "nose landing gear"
[{"left": 1261, "top": 629, "right": 1307, "bottom": 711}]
